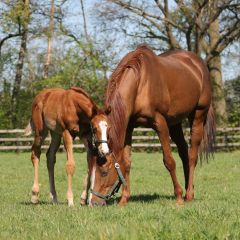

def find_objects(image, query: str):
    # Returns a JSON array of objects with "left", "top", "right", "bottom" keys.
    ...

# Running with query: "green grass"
[{"left": 0, "top": 151, "right": 239, "bottom": 240}]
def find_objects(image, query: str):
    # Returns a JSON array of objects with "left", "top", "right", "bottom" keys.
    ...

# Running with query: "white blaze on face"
[
  {"left": 99, "top": 120, "right": 109, "bottom": 155},
  {"left": 89, "top": 164, "right": 96, "bottom": 205}
]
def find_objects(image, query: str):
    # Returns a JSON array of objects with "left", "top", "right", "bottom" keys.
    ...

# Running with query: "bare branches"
[
  {"left": 0, "top": 16, "right": 23, "bottom": 57},
  {"left": 163, "top": 0, "right": 181, "bottom": 49}
]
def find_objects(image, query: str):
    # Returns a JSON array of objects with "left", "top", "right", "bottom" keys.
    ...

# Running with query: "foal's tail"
[
  {"left": 24, "top": 120, "right": 34, "bottom": 136},
  {"left": 200, "top": 104, "right": 216, "bottom": 162},
  {"left": 24, "top": 107, "right": 42, "bottom": 137}
]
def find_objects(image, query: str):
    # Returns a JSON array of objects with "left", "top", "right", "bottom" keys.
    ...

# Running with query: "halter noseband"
[{"left": 90, "top": 153, "right": 127, "bottom": 201}]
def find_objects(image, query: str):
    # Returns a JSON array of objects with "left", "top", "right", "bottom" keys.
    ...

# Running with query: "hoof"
[
  {"left": 185, "top": 194, "right": 194, "bottom": 202},
  {"left": 80, "top": 198, "right": 87, "bottom": 206},
  {"left": 176, "top": 198, "right": 184, "bottom": 205},
  {"left": 51, "top": 199, "right": 58, "bottom": 205},
  {"left": 31, "top": 195, "right": 39, "bottom": 204},
  {"left": 118, "top": 200, "right": 128, "bottom": 207},
  {"left": 68, "top": 199, "right": 74, "bottom": 207},
  {"left": 49, "top": 193, "right": 58, "bottom": 204}
]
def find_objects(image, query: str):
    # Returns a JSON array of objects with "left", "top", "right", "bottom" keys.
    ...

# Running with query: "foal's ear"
[
  {"left": 92, "top": 105, "right": 98, "bottom": 117},
  {"left": 104, "top": 105, "right": 111, "bottom": 115}
]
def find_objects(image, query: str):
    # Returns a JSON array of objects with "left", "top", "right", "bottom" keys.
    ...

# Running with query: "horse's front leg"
[
  {"left": 63, "top": 130, "right": 75, "bottom": 206},
  {"left": 119, "top": 125, "right": 133, "bottom": 206},
  {"left": 154, "top": 113, "right": 184, "bottom": 204},
  {"left": 119, "top": 145, "right": 132, "bottom": 206}
]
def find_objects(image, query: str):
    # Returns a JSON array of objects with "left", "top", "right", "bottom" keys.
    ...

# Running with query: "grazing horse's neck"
[{"left": 107, "top": 68, "right": 138, "bottom": 155}]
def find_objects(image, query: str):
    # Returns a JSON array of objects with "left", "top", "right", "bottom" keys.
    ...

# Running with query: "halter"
[
  {"left": 90, "top": 153, "right": 127, "bottom": 201},
  {"left": 90, "top": 124, "right": 108, "bottom": 151}
]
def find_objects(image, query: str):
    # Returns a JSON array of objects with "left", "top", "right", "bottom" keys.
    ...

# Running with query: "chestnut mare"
[
  {"left": 25, "top": 87, "right": 110, "bottom": 206},
  {"left": 89, "top": 44, "right": 215, "bottom": 206}
]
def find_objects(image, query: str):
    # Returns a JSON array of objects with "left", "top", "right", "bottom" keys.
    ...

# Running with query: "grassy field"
[{"left": 0, "top": 151, "right": 239, "bottom": 240}]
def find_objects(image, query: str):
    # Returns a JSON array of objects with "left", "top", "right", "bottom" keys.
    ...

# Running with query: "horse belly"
[
  {"left": 44, "top": 117, "right": 63, "bottom": 134},
  {"left": 165, "top": 80, "right": 200, "bottom": 124}
]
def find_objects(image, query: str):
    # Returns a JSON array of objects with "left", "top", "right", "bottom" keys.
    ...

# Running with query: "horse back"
[
  {"left": 31, "top": 88, "right": 93, "bottom": 134},
  {"left": 158, "top": 50, "right": 211, "bottom": 109},
  {"left": 135, "top": 50, "right": 211, "bottom": 122}
]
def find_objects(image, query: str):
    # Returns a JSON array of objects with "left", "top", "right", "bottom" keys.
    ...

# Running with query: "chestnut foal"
[{"left": 25, "top": 87, "right": 110, "bottom": 206}]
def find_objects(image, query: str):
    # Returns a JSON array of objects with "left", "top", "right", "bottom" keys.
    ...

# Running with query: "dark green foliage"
[
  {"left": 225, "top": 76, "right": 240, "bottom": 127},
  {"left": 0, "top": 45, "right": 108, "bottom": 128}
]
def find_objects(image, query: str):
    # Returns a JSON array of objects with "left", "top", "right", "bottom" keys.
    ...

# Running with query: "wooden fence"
[{"left": 0, "top": 127, "right": 240, "bottom": 151}]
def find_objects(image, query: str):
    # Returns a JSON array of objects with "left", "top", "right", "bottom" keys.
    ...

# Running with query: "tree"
[
  {"left": 43, "top": 0, "right": 55, "bottom": 79},
  {"left": 11, "top": 0, "right": 30, "bottom": 127},
  {"left": 225, "top": 75, "right": 240, "bottom": 127},
  {"left": 95, "top": 0, "right": 240, "bottom": 126}
]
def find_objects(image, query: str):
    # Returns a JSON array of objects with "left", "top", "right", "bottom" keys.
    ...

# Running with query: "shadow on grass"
[
  {"left": 130, "top": 193, "right": 175, "bottom": 203},
  {"left": 19, "top": 200, "right": 66, "bottom": 206},
  {"left": 107, "top": 193, "right": 175, "bottom": 205}
]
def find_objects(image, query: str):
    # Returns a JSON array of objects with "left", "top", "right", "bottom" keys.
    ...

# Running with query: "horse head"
[
  {"left": 88, "top": 152, "right": 126, "bottom": 206},
  {"left": 90, "top": 108, "right": 111, "bottom": 157}
]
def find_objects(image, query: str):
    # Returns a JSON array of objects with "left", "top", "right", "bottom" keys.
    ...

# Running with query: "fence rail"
[{"left": 0, "top": 127, "right": 240, "bottom": 151}]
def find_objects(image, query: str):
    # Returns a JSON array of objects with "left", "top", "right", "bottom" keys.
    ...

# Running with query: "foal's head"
[
  {"left": 90, "top": 111, "right": 111, "bottom": 157},
  {"left": 89, "top": 151, "right": 127, "bottom": 206}
]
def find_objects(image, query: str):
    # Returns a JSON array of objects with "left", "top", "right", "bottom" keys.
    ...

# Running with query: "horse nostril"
[{"left": 101, "top": 201, "right": 107, "bottom": 206}]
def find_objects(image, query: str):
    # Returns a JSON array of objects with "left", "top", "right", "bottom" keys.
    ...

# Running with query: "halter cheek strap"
[{"left": 90, "top": 153, "right": 127, "bottom": 201}]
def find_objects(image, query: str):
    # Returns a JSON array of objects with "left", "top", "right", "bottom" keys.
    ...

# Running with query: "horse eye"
[
  {"left": 92, "top": 127, "right": 97, "bottom": 133},
  {"left": 101, "top": 171, "right": 108, "bottom": 177}
]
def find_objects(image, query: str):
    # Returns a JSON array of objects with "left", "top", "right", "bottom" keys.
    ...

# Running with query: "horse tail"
[
  {"left": 200, "top": 104, "right": 216, "bottom": 162},
  {"left": 24, "top": 120, "right": 34, "bottom": 136},
  {"left": 24, "top": 101, "right": 44, "bottom": 136}
]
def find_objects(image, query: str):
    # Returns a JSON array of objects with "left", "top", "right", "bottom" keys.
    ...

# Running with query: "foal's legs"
[
  {"left": 169, "top": 124, "right": 189, "bottom": 191},
  {"left": 62, "top": 130, "right": 75, "bottom": 206},
  {"left": 46, "top": 131, "right": 61, "bottom": 204},
  {"left": 31, "top": 129, "right": 48, "bottom": 203},
  {"left": 154, "top": 113, "right": 183, "bottom": 204},
  {"left": 80, "top": 139, "right": 91, "bottom": 205},
  {"left": 185, "top": 109, "right": 207, "bottom": 201}
]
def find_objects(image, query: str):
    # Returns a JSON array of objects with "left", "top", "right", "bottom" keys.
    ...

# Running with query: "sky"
[{"left": 62, "top": 0, "right": 240, "bottom": 81}]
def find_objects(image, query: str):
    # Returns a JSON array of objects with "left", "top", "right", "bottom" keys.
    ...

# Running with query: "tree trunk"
[
  {"left": 208, "top": 2, "right": 227, "bottom": 126},
  {"left": 43, "top": 0, "right": 55, "bottom": 79},
  {"left": 208, "top": 54, "right": 227, "bottom": 126},
  {"left": 11, "top": 0, "right": 29, "bottom": 127}
]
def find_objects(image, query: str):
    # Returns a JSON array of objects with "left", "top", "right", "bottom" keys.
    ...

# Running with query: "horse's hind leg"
[
  {"left": 63, "top": 130, "right": 75, "bottom": 206},
  {"left": 154, "top": 113, "right": 183, "bottom": 204},
  {"left": 169, "top": 123, "right": 189, "bottom": 191},
  {"left": 46, "top": 131, "right": 61, "bottom": 204},
  {"left": 31, "top": 129, "right": 48, "bottom": 204},
  {"left": 186, "top": 109, "right": 207, "bottom": 201}
]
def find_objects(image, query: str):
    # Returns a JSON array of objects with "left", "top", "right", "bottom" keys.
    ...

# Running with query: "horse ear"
[
  {"left": 105, "top": 105, "right": 111, "bottom": 115},
  {"left": 92, "top": 105, "right": 98, "bottom": 117}
]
